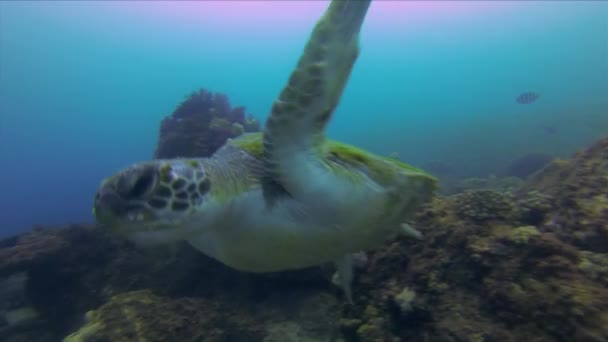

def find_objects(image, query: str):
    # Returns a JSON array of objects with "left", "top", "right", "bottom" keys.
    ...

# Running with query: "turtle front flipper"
[{"left": 262, "top": 0, "right": 372, "bottom": 201}]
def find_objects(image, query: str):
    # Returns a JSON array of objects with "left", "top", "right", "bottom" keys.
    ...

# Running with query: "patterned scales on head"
[{"left": 93, "top": 0, "right": 437, "bottom": 302}]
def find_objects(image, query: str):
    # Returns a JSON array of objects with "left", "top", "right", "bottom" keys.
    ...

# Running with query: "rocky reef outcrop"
[
  {"left": 341, "top": 137, "right": 608, "bottom": 341},
  {"left": 154, "top": 88, "right": 261, "bottom": 159}
]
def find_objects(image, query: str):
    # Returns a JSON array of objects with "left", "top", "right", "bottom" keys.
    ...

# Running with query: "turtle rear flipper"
[{"left": 262, "top": 0, "right": 372, "bottom": 202}]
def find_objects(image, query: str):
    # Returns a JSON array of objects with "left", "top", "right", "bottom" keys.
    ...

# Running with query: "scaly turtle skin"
[{"left": 93, "top": 0, "right": 437, "bottom": 301}]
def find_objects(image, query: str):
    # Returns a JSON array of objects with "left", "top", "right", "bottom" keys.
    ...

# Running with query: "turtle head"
[{"left": 93, "top": 159, "right": 211, "bottom": 238}]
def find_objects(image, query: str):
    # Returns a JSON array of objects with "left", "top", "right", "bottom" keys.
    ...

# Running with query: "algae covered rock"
[
  {"left": 63, "top": 290, "right": 263, "bottom": 342},
  {"left": 513, "top": 190, "right": 553, "bottom": 225},
  {"left": 0, "top": 224, "right": 343, "bottom": 341},
  {"left": 339, "top": 136, "right": 608, "bottom": 341},
  {"left": 0, "top": 227, "right": 69, "bottom": 276},
  {"left": 0, "top": 225, "right": 164, "bottom": 341},
  {"left": 525, "top": 137, "right": 608, "bottom": 252},
  {"left": 452, "top": 190, "right": 515, "bottom": 222},
  {"left": 64, "top": 289, "right": 343, "bottom": 342}
]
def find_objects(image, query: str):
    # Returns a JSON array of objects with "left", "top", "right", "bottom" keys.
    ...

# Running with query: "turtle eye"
[{"left": 127, "top": 169, "right": 156, "bottom": 199}]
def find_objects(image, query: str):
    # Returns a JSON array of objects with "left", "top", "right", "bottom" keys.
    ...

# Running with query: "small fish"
[{"left": 516, "top": 91, "right": 540, "bottom": 104}]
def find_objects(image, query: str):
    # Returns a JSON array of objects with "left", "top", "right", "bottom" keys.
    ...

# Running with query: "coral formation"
[
  {"left": 0, "top": 225, "right": 158, "bottom": 341},
  {"left": 452, "top": 190, "right": 515, "bottom": 222},
  {"left": 0, "top": 226, "right": 340, "bottom": 341},
  {"left": 524, "top": 137, "right": 608, "bottom": 252},
  {"left": 154, "top": 88, "right": 261, "bottom": 159},
  {"left": 0, "top": 227, "right": 69, "bottom": 276},
  {"left": 62, "top": 290, "right": 263, "bottom": 342},
  {"left": 339, "top": 137, "right": 608, "bottom": 342}
]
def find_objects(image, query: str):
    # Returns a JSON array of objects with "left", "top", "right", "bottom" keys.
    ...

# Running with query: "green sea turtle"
[{"left": 93, "top": 0, "right": 436, "bottom": 301}]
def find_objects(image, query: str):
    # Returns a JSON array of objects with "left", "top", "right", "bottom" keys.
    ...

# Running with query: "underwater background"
[
  {"left": 1, "top": 1, "right": 607, "bottom": 237},
  {"left": 2, "top": 2, "right": 608, "bottom": 341}
]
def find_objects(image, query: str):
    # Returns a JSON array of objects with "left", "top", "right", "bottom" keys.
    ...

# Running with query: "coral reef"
[
  {"left": 524, "top": 137, "right": 608, "bottom": 252},
  {"left": 0, "top": 227, "right": 69, "bottom": 276},
  {"left": 341, "top": 199, "right": 607, "bottom": 340},
  {"left": 0, "top": 225, "right": 158, "bottom": 341},
  {"left": 62, "top": 290, "right": 264, "bottom": 342},
  {"left": 0, "top": 226, "right": 340, "bottom": 341},
  {"left": 154, "top": 88, "right": 261, "bottom": 159},
  {"left": 339, "top": 137, "right": 608, "bottom": 342},
  {"left": 452, "top": 190, "right": 515, "bottom": 222}
]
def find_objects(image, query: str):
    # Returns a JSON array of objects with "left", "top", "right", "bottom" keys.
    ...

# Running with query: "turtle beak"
[{"left": 93, "top": 189, "right": 126, "bottom": 225}]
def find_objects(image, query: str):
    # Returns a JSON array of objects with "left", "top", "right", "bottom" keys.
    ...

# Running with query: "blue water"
[{"left": 1, "top": 1, "right": 607, "bottom": 237}]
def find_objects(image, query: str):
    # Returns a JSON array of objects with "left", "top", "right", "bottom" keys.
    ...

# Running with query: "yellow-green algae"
[
  {"left": 508, "top": 225, "right": 541, "bottom": 244},
  {"left": 394, "top": 287, "right": 417, "bottom": 313}
]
